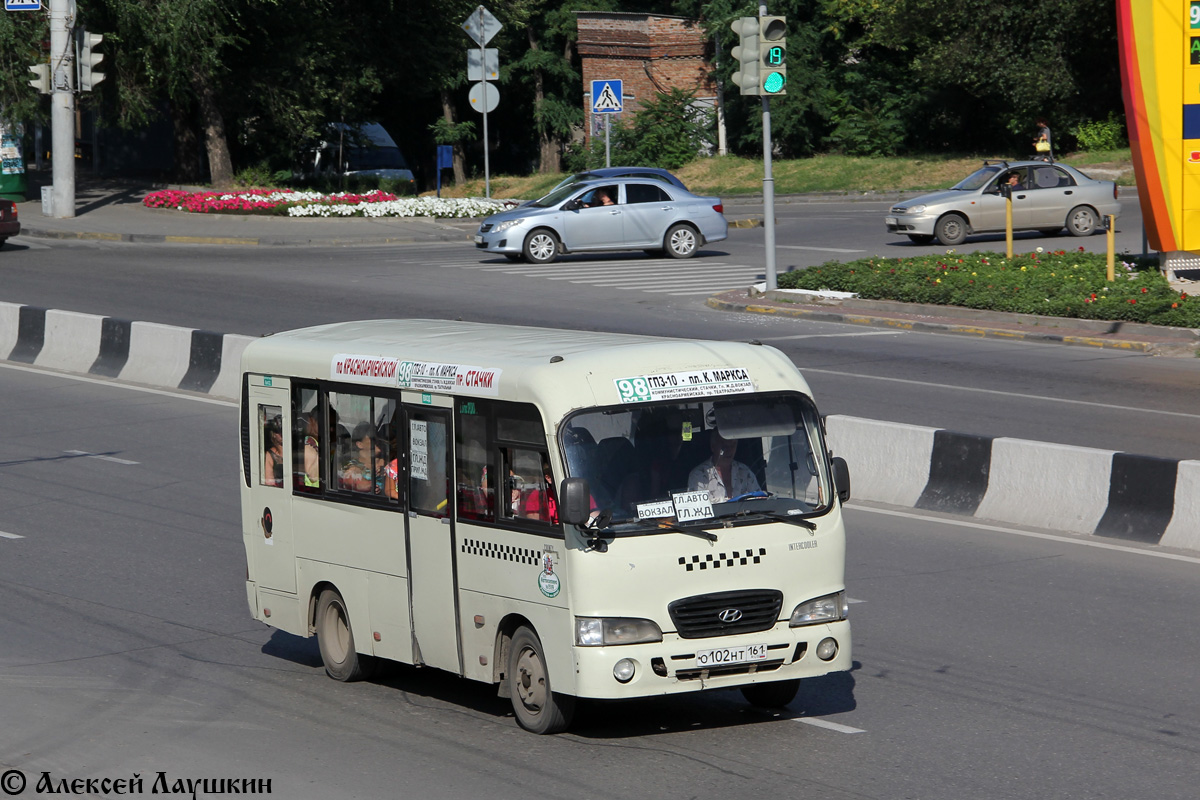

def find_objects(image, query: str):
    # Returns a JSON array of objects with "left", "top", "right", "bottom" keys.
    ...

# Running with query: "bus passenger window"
[
  {"left": 457, "top": 413, "right": 492, "bottom": 521},
  {"left": 259, "top": 405, "right": 284, "bottom": 488}
]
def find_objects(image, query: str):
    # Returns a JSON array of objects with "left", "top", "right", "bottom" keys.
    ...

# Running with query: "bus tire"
[
  {"left": 508, "top": 626, "right": 574, "bottom": 734},
  {"left": 740, "top": 678, "right": 800, "bottom": 708},
  {"left": 315, "top": 589, "right": 372, "bottom": 682}
]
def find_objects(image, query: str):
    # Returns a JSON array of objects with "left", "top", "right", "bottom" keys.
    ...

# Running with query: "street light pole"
[{"left": 49, "top": 0, "right": 76, "bottom": 218}]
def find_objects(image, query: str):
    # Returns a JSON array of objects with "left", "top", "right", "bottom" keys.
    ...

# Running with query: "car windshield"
[
  {"left": 951, "top": 165, "right": 1003, "bottom": 191},
  {"left": 560, "top": 393, "right": 832, "bottom": 534},
  {"left": 529, "top": 183, "right": 586, "bottom": 209}
]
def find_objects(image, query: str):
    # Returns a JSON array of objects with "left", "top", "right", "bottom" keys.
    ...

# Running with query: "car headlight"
[
  {"left": 575, "top": 617, "right": 663, "bottom": 646},
  {"left": 788, "top": 592, "right": 848, "bottom": 627},
  {"left": 904, "top": 204, "right": 926, "bottom": 215},
  {"left": 492, "top": 218, "right": 525, "bottom": 233}
]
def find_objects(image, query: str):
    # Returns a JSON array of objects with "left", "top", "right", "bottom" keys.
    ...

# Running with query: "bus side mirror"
[
  {"left": 831, "top": 456, "right": 851, "bottom": 504},
  {"left": 559, "top": 477, "right": 591, "bottom": 525}
]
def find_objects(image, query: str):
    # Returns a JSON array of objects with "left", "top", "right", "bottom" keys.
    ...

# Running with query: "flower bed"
[
  {"left": 778, "top": 247, "right": 1199, "bottom": 328},
  {"left": 142, "top": 189, "right": 515, "bottom": 219}
]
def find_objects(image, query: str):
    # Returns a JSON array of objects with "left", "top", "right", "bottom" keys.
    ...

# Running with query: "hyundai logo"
[{"left": 717, "top": 608, "right": 743, "bottom": 623}]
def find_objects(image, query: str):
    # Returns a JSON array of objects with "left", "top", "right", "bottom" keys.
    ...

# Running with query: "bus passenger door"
[
  {"left": 246, "top": 380, "right": 296, "bottom": 594},
  {"left": 403, "top": 402, "right": 463, "bottom": 674}
]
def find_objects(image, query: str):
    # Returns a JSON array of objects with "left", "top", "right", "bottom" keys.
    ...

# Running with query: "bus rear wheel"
[
  {"left": 508, "top": 626, "right": 574, "bottom": 734},
  {"left": 740, "top": 678, "right": 800, "bottom": 708},
  {"left": 315, "top": 589, "right": 372, "bottom": 682}
]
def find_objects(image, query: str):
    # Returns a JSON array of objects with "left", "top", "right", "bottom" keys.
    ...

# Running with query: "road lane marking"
[
  {"left": 850, "top": 505, "right": 1200, "bottom": 565},
  {"left": 0, "top": 531, "right": 24, "bottom": 539},
  {"left": 64, "top": 450, "right": 140, "bottom": 465},
  {"left": 753, "top": 332, "right": 905, "bottom": 340},
  {"left": 796, "top": 717, "right": 865, "bottom": 734},
  {"left": 755, "top": 244, "right": 866, "bottom": 253},
  {"left": 799, "top": 367, "right": 1200, "bottom": 422}
]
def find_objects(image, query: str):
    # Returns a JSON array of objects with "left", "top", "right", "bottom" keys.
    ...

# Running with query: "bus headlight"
[
  {"left": 788, "top": 592, "right": 848, "bottom": 627},
  {"left": 575, "top": 617, "right": 663, "bottom": 646}
]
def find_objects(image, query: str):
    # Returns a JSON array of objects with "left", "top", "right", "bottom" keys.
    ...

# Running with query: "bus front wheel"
[
  {"left": 508, "top": 626, "right": 574, "bottom": 734},
  {"left": 315, "top": 589, "right": 372, "bottom": 682}
]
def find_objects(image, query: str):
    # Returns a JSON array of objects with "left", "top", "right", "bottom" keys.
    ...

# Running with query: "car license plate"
[
  {"left": 695, "top": 643, "right": 768, "bottom": 668},
  {"left": 473, "top": 234, "right": 484, "bottom": 244},
  {"left": 884, "top": 216, "right": 898, "bottom": 226}
]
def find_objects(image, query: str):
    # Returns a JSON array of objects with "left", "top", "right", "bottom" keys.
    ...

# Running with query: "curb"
[
  {"left": 3, "top": 300, "right": 1195, "bottom": 554},
  {"left": 707, "top": 291, "right": 1200, "bottom": 358},
  {"left": 824, "top": 416, "right": 1199, "bottom": 553}
]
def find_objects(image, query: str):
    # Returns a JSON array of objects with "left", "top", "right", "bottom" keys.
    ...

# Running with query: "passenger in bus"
[
  {"left": 263, "top": 415, "right": 284, "bottom": 487},
  {"left": 295, "top": 413, "right": 321, "bottom": 488},
  {"left": 341, "top": 422, "right": 379, "bottom": 493},
  {"left": 523, "top": 457, "right": 558, "bottom": 523},
  {"left": 688, "top": 429, "right": 761, "bottom": 502}
]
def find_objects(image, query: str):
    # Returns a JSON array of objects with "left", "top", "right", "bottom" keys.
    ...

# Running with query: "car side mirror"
[
  {"left": 831, "top": 456, "right": 851, "bottom": 504},
  {"left": 564, "top": 199, "right": 582, "bottom": 211},
  {"left": 559, "top": 477, "right": 591, "bottom": 525}
]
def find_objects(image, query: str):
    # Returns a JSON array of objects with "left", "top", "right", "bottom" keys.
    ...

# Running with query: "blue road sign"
[
  {"left": 591, "top": 80, "right": 623, "bottom": 114},
  {"left": 5, "top": 0, "right": 42, "bottom": 9}
]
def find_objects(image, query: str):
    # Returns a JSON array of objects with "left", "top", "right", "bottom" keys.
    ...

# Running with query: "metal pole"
[
  {"left": 480, "top": 19, "right": 490, "bottom": 199},
  {"left": 49, "top": 0, "right": 75, "bottom": 218},
  {"left": 759, "top": 4, "right": 776, "bottom": 290},
  {"left": 605, "top": 114, "right": 611, "bottom": 168}
]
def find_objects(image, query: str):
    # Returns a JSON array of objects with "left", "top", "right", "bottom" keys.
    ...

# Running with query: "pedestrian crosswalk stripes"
[{"left": 437, "top": 256, "right": 763, "bottom": 295}]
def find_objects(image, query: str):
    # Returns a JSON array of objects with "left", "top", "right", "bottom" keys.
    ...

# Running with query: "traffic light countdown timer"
[{"left": 730, "top": 16, "right": 786, "bottom": 96}]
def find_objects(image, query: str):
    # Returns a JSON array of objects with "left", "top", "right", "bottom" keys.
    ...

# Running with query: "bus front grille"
[{"left": 668, "top": 589, "right": 783, "bottom": 639}]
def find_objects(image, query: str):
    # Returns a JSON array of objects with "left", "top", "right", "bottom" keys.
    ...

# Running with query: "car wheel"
[
  {"left": 523, "top": 230, "right": 559, "bottom": 264},
  {"left": 664, "top": 223, "right": 699, "bottom": 259},
  {"left": 504, "top": 253, "right": 524, "bottom": 262},
  {"left": 934, "top": 214, "right": 967, "bottom": 247},
  {"left": 1066, "top": 206, "right": 1098, "bottom": 237},
  {"left": 508, "top": 626, "right": 574, "bottom": 734},
  {"left": 906, "top": 234, "right": 935, "bottom": 245},
  {"left": 1038, "top": 227, "right": 1062, "bottom": 237}
]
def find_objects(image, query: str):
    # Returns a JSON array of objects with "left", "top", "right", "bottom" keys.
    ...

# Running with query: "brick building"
[{"left": 575, "top": 12, "right": 718, "bottom": 146}]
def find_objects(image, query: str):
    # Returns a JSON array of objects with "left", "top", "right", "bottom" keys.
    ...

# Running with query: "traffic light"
[
  {"left": 759, "top": 16, "right": 786, "bottom": 95},
  {"left": 28, "top": 63, "right": 50, "bottom": 95},
  {"left": 76, "top": 28, "right": 105, "bottom": 92},
  {"left": 730, "top": 16, "right": 761, "bottom": 96}
]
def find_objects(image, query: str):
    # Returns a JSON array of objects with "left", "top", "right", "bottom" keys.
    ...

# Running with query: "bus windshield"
[{"left": 560, "top": 393, "right": 831, "bottom": 532}]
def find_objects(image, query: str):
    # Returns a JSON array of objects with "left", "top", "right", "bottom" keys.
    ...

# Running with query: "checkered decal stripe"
[
  {"left": 679, "top": 548, "right": 766, "bottom": 571},
  {"left": 461, "top": 538, "right": 540, "bottom": 565}
]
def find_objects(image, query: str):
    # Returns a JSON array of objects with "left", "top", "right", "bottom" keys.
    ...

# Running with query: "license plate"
[
  {"left": 473, "top": 234, "right": 484, "bottom": 244},
  {"left": 695, "top": 643, "right": 768, "bottom": 668},
  {"left": 884, "top": 216, "right": 898, "bottom": 226}
]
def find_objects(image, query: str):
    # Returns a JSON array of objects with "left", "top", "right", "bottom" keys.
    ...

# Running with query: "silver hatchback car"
[
  {"left": 475, "top": 178, "right": 728, "bottom": 264},
  {"left": 886, "top": 160, "right": 1122, "bottom": 246}
]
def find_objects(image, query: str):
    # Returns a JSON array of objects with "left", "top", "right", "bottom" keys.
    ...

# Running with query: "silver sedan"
[
  {"left": 475, "top": 178, "right": 728, "bottom": 264},
  {"left": 885, "top": 160, "right": 1122, "bottom": 246}
]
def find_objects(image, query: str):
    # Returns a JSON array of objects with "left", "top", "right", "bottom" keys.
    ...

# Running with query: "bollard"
[
  {"left": 1106, "top": 214, "right": 1115, "bottom": 281},
  {"left": 1004, "top": 187, "right": 1013, "bottom": 259}
]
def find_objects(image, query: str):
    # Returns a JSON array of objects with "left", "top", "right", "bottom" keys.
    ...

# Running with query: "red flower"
[
  {"left": 1140, "top": 287, "right": 1148, "bottom": 293},
  {"left": 1129, "top": 299, "right": 1136, "bottom": 304}
]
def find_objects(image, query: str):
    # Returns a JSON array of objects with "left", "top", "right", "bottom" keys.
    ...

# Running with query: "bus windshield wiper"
[
  {"left": 657, "top": 519, "right": 717, "bottom": 543},
  {"left": 750, "top": 510, "right": 816, "bottom": 530}
]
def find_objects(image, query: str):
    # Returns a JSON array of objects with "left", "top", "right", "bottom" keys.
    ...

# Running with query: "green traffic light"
[{"left": 763, "top": 71, "right": 785, "bottom": 94}]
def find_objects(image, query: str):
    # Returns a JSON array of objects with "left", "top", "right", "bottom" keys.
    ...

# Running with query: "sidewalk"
[{"left": 15, "top": 175, "right": 472, "bottom": 246}]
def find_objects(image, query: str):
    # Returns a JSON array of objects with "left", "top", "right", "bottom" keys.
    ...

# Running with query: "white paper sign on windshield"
[
  {"left": 636, "top": 500, "right": 675, "bottom": 520},
  {"left": 672, "top": 490, "right": 714, "bottom": 522}
]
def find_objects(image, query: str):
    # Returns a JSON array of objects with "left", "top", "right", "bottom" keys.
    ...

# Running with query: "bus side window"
[
  {"left": 456, "top": 411, "right": 492, "bottom": 521},
  {"left": 259, "top": 405, "right": 284, "bottom": 488},
  {"left": 293, "top": 385, "right": 321, "bottom": 492}
]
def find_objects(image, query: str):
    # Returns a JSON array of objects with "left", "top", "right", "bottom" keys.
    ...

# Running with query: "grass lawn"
[{"left": 431, "top": 149, "right": 1135, "bottom": 200}]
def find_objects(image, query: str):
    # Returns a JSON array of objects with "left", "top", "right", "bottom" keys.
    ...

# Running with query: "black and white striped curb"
[
  {"left": 3, "top": 300, "right": 1195, "bottom": 552},
  {"left": 0, "top": 301, "right": 253, "bottom": 398},
  {"left": 825, "top": 416, "right": 1198, "bottom": 552}
]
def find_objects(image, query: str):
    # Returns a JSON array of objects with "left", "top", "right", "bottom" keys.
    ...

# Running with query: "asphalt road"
[
  {"left": 1, "top": 366, "right": 1197, "bottom": 799},
  {"left": 4, "top": 192, "right": 1196, "bottom": 462}
]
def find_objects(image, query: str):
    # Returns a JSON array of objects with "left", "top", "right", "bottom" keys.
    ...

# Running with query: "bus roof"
[{"left": 241, "top": 319, "right": 813, "bottom": 422}]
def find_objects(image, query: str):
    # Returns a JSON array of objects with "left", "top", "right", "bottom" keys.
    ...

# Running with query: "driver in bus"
[{"left": 687, "top": 429, "right": 761, "bottom": 503}]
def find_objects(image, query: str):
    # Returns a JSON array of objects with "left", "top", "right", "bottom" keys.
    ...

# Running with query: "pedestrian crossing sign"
[{"left": 591, "top": 80, "right": 623, "bottom": 113}]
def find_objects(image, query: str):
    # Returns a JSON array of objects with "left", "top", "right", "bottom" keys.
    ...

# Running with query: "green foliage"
[
  {"left": 1072, "top": 114, "right": 1127, "bottom": 152},
  {"left": 612, "top": 87, "right": 714, "bottom": 170},
  {"left": 826, "top": 95, "right": 906, "bottom": 156},
  {"left": 778, "top": 249, "right": 1200, "bottom": 328},
  {"left": 429, "top": 117, "right": 477, "bottom": 146}
]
